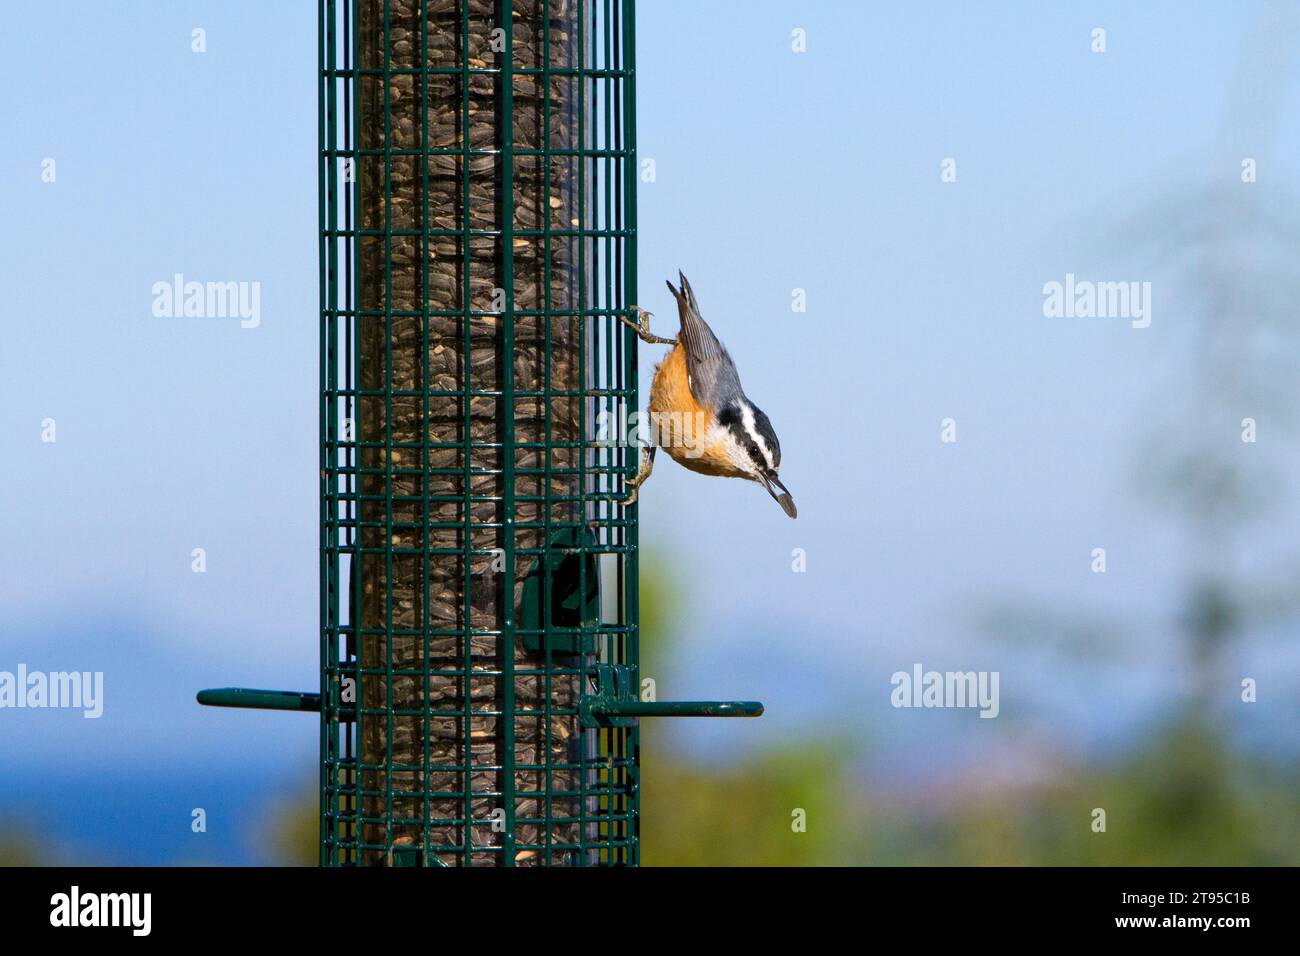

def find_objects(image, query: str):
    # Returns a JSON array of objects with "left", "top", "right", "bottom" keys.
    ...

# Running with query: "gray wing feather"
[{"left": 666, "top": 272, "right": 742, "bottom": 409}]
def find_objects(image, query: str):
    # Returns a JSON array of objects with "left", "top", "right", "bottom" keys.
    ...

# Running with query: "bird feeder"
[{"left": 199, "top": 0, "right": 762, "bottom": 866}]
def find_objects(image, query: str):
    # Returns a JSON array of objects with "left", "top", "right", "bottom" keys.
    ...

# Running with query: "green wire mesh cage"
[
  {"left": 198, "top": 0, "right": 760, "bottom": 868},
  {"left": 319, "top": 0, "right": 640, "bottom": 866}
]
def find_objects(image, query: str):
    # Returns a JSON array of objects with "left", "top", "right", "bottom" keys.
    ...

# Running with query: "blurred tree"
[
  {"left": 641, "top": 741, "right": 867, "bottom": 866},
  {"left": 259, "top": 782, "right": 317, "bottom": 867},
  {"left": 898, "top": 717, "right": 1300, "bottom": 866},
  {"left": 0, "top": 830, "right": 42, "bottom": 866},
  {"left": 636, "top": 551, "right": 871, "bottom": 865},
  {"left": 962, "top": 2, "right": 1300, "bottom": 867}
]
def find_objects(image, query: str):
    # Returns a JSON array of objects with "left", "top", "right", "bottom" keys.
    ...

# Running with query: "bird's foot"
[
  {"left": 621, "top": 450, "right": 655, "bottom": 505},
  {"left": 620, "top": 307, "right": 677, "bottom": 345},
  {"left": 622, "top": 471, "right": 647, "bottom": 506}
]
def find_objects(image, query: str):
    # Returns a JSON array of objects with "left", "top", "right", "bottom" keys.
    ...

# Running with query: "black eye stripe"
[{"left": 717, "top": 405, "right": 741, "bottom": 427}]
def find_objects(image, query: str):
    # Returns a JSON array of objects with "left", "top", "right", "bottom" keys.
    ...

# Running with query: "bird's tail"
[
  {"left": 665, "top": 270, "right": 700, "bottom": 316},
  {"left": 665, "top": 271, "right": 725, "bottom": 364}
]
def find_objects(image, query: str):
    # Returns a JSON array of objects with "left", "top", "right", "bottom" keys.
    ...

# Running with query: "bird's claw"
[
  {"left": 618, "top": 307, "right": 651, "bottom": 334},
  {"left": 621, "top": 307, "right": 676, "bottom": 345},
  {"left": 622, "top": 475, "right": 646, "bottom": 506}
]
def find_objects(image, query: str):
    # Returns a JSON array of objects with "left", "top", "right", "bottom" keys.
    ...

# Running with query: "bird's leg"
[
  {"left": 622, "top": 446, "right": 657, "bottom": 505},
  {"left": 620, "top": 307, "right": 677, "bottom": 345}
]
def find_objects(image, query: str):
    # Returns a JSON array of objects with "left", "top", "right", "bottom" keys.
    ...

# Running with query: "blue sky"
[{"left": 3, "top": 1, "right": 1299, "bottom": 862}]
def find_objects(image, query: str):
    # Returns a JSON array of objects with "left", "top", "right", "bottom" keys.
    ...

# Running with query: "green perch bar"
[
  {"left": 199, "top": 687, "right": 763, "bottom": 722},
  {"left": 196, "top": 688, "right": 321, "bottom": 712}
]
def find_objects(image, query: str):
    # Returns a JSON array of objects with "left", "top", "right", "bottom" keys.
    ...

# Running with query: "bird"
[{"left": 620, "top": 272, "right": 796, "bottom": 519}]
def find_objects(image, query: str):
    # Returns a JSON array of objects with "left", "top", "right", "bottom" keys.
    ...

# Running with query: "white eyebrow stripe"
[{"left": 740, "top": 402, "right": 775, "bottom": 471}]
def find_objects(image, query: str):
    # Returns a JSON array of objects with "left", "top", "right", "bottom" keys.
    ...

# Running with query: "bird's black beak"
[{"left": 762, "top": 474, "right": 797, "bottom": 519}]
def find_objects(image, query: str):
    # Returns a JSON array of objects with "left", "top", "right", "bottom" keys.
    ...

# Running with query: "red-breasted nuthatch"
[{"left": 621, "top": 272, "right": 796, "bottom": 519}]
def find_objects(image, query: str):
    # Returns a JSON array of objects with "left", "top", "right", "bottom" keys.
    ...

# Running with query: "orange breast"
[{"left": 647, "top": 343, "right": 741, "bottom": 477}]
